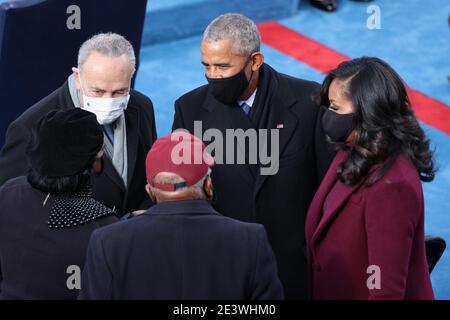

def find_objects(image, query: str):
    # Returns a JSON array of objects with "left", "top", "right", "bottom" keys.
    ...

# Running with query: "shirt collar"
[{"left": 237, "top": 88, "right": 257, "bottom": 108}]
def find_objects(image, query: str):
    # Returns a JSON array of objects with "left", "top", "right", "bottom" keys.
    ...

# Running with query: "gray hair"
[
  {"left": 202, "top": 13, "right": 261, "bottom": 57},
  {"left": 77, "top": 32, "right": 136, "bottom": 72}
]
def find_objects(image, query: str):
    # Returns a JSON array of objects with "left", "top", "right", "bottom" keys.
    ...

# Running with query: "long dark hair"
[{"left": 320, "top": 57, "right": 435, "bottom": 185}]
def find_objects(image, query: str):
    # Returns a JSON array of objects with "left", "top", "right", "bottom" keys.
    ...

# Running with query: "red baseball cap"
[{"left": 145, "top": 131, "right": 215, "bottom": 191}]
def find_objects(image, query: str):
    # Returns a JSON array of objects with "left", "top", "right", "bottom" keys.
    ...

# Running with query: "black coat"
[
  {"left": 0, "top": 176, "right": 118, "bottom": 299},
  {"left": 172, "top": 65, "right": 334, "bottom": 299},
  {"left": 79, "top": 200, "right": 284, "bottom": 300},
  {"left": 0, "top": 80, "right": 157, "bottom": 215}
]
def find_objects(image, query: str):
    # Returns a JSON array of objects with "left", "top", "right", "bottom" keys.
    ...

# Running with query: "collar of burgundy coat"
[{"left": 306, "top": 148, "right": 382, "bottom": 250}]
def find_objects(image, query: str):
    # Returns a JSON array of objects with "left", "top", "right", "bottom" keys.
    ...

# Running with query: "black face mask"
[
  {"left": 322, "top": 106, "right": 354, "bottom": 142},
  {"left": 206, "top": 61, "right": 252, "bottom": 105}
]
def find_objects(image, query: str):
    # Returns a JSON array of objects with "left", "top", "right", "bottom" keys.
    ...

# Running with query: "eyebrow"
[
  {"left": 90, "top": 87, "right": 106, "bottom": 92},
  {"left": 201, "top": 61, "right": 232, "bottom": 67},
  {"left": 113, "top": 87, "right": 129, "bottom": 92},
  {"left": 329, "top": 99, "right": 341, "bottom": 107},
  {"left": 90, "top": 87, "right": 128, "bottom": 92}
]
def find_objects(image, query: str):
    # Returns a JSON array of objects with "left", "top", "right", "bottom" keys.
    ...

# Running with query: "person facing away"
[
  {"left": 0, "top": 108, "right": 118, "bottom": 299},
  {"left": 172, "top": 13, "right": 334, "bottom": 299},
  {"left": 305, "top": 57, "right": 435, "bottom": 299},
  {"left": 79, "top": 131, "right": 284, "bottom": 300},
  {"left": 0, "top": 32, "right": 157, "bottom": 216}
]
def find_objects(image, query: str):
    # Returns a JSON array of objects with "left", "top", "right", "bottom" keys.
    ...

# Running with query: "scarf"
[
  {"left": 249, "top": 63, "right": 279, "bottom": 130},
  {"left": 48, "top": 184, "right": 115, "bottom": 229}
]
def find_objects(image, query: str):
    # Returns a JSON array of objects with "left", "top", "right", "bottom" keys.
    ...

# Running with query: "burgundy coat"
[{"left": 305, "top": 150, "right": 434, "bottom": 300}]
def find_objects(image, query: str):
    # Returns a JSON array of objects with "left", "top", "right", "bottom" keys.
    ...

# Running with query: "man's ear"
[
  {"left": 72, "top": 67, "right": 81, "bottom": 90},
  {"left": 145, "top": 184, "right": 156, "bottom": 203},
  {"left": 251, "top": 52, "right": 264, "bottom": 71},
  {"left": 203, "top": 176, "right": 213, "bottom": 199}
]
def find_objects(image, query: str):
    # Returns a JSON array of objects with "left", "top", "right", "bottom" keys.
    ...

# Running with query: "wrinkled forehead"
[
  {"left": 201, "top": 39, "right": 247, "bottom": 61},
  {"left": 79, "top": 52, "right": 133, "bottom": 90},
  {"left": 80, "top": 52, "right": 133, "bottom": 77}
]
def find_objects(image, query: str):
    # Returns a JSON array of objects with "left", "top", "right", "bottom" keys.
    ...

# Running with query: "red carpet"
[{"left": 258, "top": 21, "right": 450, "bottom": 136}]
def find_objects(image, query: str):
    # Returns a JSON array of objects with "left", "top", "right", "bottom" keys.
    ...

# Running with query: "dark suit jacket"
[
  {"left": 79, "top": 200, "right": 284, "bottom": 300},
  {"left": 172, "top": 65, "right": 334, "bottom": 299},
  {"left": 0, "top": 176, "right": 118, "bottom": 299},
  {"left": 0, "top": 80, "right": 157, "bottom": 215},
  {"left": 305, "top": 150, "right": 434, "bottom": 300}
]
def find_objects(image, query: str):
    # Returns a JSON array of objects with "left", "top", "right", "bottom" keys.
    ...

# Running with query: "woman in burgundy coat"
[{"left": 305, "top": 57, "right": 435, "bottom": 300}]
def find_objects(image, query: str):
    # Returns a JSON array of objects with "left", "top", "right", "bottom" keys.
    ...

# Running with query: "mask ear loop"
[{"left": 246, "top": 54, "right": 255, "bottom": 84}]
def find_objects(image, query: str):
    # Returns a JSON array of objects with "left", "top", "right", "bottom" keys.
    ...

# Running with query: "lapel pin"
[{"left": 276, "top": 123, "right": 284, "bottom": 129}]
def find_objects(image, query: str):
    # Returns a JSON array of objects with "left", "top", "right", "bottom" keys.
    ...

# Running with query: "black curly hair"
[{"left": 319, "top": 56, "right": 435, "bottom": 186}]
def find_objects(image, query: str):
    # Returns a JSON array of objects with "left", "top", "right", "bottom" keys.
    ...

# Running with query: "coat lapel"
[
  {"left": 305, "top": 151, "right": 343, "bottom": 244},
  {"left": 99, "top": 105, "right": 140, "bottom": 192},
  {"left": 102, "top": 155, "right": 126, "bottom": 192},
  {"left": 125, "top": 105, "right": 140, "bottom": 188},
  {"left": 200, "top": 94, "right": 256, "bottom": 186},
  {"left": 254, "top": 81, "right": 298, "bottom": 198},
  {"left": 310, "top": 151, "right": 366, "bottom": 248}
]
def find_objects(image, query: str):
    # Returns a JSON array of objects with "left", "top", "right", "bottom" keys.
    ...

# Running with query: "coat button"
[{"left": 312, "top": 262, "right": 321, "bottom": 271}]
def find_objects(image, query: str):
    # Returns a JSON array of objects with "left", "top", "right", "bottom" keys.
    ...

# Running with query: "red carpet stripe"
[{"left": 258, "top": 21, "right": 450, "bottom": 136}]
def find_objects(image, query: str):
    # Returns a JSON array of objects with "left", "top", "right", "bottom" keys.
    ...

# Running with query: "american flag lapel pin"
[{"left": 276, "top": 123, "right": 284, "bottom": 129}]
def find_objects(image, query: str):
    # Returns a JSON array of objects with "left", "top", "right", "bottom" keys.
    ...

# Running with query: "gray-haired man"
[
  {"left": 172, "top": 14, "right": 334, "bottom": 299},
  {"left": 0, "top": 33, "right": 157, "bottom": 215}
]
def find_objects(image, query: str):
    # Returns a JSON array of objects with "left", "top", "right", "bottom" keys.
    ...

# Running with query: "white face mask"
[
  {"left": 79, "top": 75, "right": 130, "bottom": 125},
  {"left": 83, "top": 95, "right": 130, "bottom": 125}
]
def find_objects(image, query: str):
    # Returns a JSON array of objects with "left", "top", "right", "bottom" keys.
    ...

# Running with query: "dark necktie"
[{"left": 102, "top": 124, "right": 114, "bottom": 145}]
